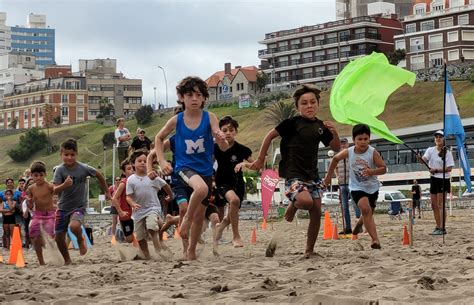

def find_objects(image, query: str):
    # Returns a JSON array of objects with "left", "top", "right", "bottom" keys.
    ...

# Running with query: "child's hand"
[
  {"left": 131, "top": 203, "right": 141, "bottom": 210},
  {"left": 148, "top": 170, "right": 158, "bottom": 180},
  {"left": 322, "top": 176, "right": 331, "bottom": 188},
  {"left": 118, "top": 210, "right": 129, "bottom": 218},
  {"left": 64, "top": 175, "right": 73, "bottom": 187},
  {"left": 159, "top": 161, "right": 173, "bottom": 176},
  {"left": 323, "top": 120, "right": 337, "bottom": 133},
  {"left": 361, "top": 167, "right": 372, "bottom": 177},
  {"left": 105, "top": 192, "right": 112, "bottom": 201},
  {"left": 249, "top": 159, "right": 264, "bottom": 170},
  {"left": 234, "top": 162, "right": 245, "bottom": 173}
]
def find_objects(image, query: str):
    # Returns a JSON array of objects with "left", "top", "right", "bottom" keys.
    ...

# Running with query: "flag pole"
[
  {"left": 442, "top": 61, "right": 447, "bottom": 244},
  {"left": 403, "top": 143, "right": 430, "bottom": 170}
]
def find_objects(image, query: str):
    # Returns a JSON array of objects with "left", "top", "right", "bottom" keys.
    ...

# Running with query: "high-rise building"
[
  {"left": 0, "top": 12, "right": 12, "bottom": 54},
  {"left": 258, "top": 15, "right": 402, "bottom": 90},
  {"left": 336, "top": 0, "right": 413, "bottom": 20},
  {"left": 78, "top": 59, "right": 142, "bottom": 119},
  {"left": 10, "top": 13, "right": 55, "bottom": 68},
  {"left": 394, "top": 0, "right": 474, "bottom": 71}
]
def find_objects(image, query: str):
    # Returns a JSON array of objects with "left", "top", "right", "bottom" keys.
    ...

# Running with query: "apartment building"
[
  {"left": 336, "top": 0, "right": 413, "bottom": 20},
  {"left": 205, "top": 63, "right": 258, "bottom": 102},
  {"left": 1, "top": 76, "right": 88, "bottom": 129},
  {"left": 394, "top": 0, "right": 474, "bottom": 70},
  {"left": 258, "top": 15, "right": 402, "bottom": 89},
  {"left": 78, "top": 59, "right": 142, "bottom": 119},
  {"left": 0, "top": 12, "right": 11, "bottom": 54},
  {"left": 10, "top": 13, "right": 55, "bottom": 68}
]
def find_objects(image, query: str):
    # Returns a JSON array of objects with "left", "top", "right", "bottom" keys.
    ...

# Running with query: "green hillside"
[{"left": 1, "top": 80, "right": 473, "bottom": 182}]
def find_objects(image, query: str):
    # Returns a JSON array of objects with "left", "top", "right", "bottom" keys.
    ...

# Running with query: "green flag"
[{"left": 330, "top": 52, "right": 416, "bottom": 144}]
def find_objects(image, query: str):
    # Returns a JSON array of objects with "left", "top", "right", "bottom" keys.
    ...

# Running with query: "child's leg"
[
  {"left": 180, "top": 175, "right": 209, "bottom": 240},
  {"left": 187, "top": 203, "right": 206, "bottom": 260},
  {"left": 358, "top": 198, "right": 380, "bottom": 247},
  {"left": 305, "top": 198, "right": 322, "bottom": 257},
  {"left": 285, "top": 189, "right": 313, "bottom": 222},
  {"left": 111, "top": 214, "right": 118, "bottom": 237},
  {"left": 225, "top": 190, "right": 243, "bottom": 247},
  {"left": 69, "top": 219, "right": 87, "bottom": 256},
  {"left": 135, "top": 218, "right": 151, "bottom": 259},
  {"left": 430, "top": 193, "right": 441, "bottom": 228},
  {"left": 55, "top": 232, "right": 71, "bottom": 265},
  {"left": 160, "top": 215, "right": 179, "bottom": 234},
  {"left": 3, "top": 224, "right": 10, "bottom": 248},
  {"left": 32, "top": 236, "right": 46, "bottom": 265},
  {"left": 177, "top": 202, "right": 189, "bottom": 255}
]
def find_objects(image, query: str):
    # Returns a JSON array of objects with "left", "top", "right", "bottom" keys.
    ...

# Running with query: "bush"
[
  {"left": 470, "top": 70, "right": 474, "bottom": 83},
  {"left": 135, "top": 105, "right": 154, "bottom": 125},
  {"left": 102, "top": 132, "right": 116, "bottom": 148},
  {"left": 7, "top": 128, "right": 48, "bottom": 162}
]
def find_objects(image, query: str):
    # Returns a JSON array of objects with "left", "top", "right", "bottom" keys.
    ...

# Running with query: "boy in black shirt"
[
  {"left": 214, "top": 116, "right": 253, "bottom": 247},
  {"left": 251, "top": 85, "right": 340, "bottom": 258}
]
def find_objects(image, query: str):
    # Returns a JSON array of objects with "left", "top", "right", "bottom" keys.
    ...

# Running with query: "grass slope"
[{"left": 1, "top": 80, "right": 473, "bottom": 181}]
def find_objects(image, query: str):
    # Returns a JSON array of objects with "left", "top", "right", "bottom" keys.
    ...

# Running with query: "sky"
[{"left": 2, "top": 0, "right": 335, "bottom": 108}]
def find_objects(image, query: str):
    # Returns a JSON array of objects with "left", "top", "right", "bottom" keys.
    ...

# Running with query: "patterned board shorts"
[
  {"left": 285, "top": 179, "right": 324, "bottom": 202},
  {"left": 55, "top": 209, "right": 85, "bottom": 234},
  {"left": 29, "top": 210, "right": 56, "bottom": 238}
]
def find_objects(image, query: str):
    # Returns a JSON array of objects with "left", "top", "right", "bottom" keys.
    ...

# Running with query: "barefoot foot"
[
  {"left": 284, "top": 202, "right": 297, "bottom": 222},
  {"left": 233, "top": 237, "right": 244, "bottom": 248}
]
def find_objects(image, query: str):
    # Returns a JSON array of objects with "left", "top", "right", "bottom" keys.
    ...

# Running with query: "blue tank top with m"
[{"left": 174, "top": 111, "right": 214, "bottom": 176}]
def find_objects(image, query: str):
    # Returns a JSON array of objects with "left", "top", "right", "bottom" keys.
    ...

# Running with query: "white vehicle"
[
  {"left": 421, "top": 191, "right": 430, "bottom": 201},
  {"left": 377, "top": 191, "right": 412, "bottom": 204},
  {"left": 86, "top": 207, "right": 99, "bottom": 215},
  {"left": 101, "top": 206, "right": 112, "bottom": 214},
  {"left": 322, "top": 192, "right": 340, "bottom": 205}
]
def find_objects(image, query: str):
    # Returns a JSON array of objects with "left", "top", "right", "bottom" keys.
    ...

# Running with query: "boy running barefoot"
[
  {"left": 53, "top": 139, "right": 111, "bottom": 265},
  {"left": 25, "top": 161, "right": 57, "bottom": 265},
  {"left": 111, "top": 160, "right": 135, "bottom": 243},
  {"left": 251, "top": 85, "right": 340, "bottom": 258},
  {"left": 127, "top": 149, "right": 173, "bottom": 259},
  {"left": 324, "top": 124, "right": 386, "bottom": 249}
]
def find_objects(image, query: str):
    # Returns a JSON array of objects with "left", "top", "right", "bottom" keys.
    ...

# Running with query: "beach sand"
[{"left": 1, "top": 209, "right": 474, "bottom": 304}]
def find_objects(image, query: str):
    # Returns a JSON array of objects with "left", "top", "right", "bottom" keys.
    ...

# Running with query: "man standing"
[
  {"left": 336, "top": 138, "right": 361, "bottom": 234},
  {"left": 411, "top": 179, "right": 422, "bottom": 219}
]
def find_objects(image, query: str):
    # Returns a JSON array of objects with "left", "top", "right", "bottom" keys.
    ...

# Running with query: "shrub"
[
  {"left": 7, "top": 128, "right": 48, "bottom": 162},
  {"left": 102, "top": 132, "right": 116, "bottom": 148},
  {"left": 135, "top": 105, "right": 154, "bottom": 125},
  {"left": 470, "top": 70, "right": 474, "bottom": 83}
]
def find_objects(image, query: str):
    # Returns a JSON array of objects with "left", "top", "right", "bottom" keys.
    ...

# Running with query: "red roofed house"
[{"left": 205, "top": 63, "right": 258, "bottom": 102}]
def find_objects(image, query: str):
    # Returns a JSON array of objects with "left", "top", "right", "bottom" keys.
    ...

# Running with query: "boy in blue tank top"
[
  {"left": 150, "top": 76, "right": 228, "bottom": 261},
  {"left": 324, "top": 124, "right": 386, "bottom": 249}
]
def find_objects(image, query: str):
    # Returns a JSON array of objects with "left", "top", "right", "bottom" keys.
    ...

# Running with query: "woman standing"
[
  {"left": 422, "top": 130, "right": 454, "bottom": 235},
  {"left": 114, "top": 118, "right": 131, "bottom": 164}
]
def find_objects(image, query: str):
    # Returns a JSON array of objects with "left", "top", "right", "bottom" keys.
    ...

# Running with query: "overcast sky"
[{"left": 2, "top": 0, "right": 335, "bottom": 107}]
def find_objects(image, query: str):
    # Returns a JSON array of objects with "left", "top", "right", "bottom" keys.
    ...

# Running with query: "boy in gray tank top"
[{"left": 324, "top": 124, "right": 386, "bottom": 249}]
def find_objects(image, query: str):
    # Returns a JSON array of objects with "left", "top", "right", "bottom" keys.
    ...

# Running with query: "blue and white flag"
[{"left": 444, "top": 78, "right": 472, "bottom": 193}]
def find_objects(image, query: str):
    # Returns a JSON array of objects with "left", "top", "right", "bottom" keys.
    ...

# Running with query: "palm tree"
[{"left": 263, "top": 100, "right": 297, "bottom": 126}]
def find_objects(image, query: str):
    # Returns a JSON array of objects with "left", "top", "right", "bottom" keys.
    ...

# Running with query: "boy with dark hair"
[
  {"left": 150, "top": 76, "right": 228, "bottom": 260},
  {"left": 111, "top": 159, "right": 135, "bottom": 243},
  {"left": 214, "top": 115, "right": 253, "bottom": 247},
  {"left": 26, "top": 160, "right": 57, "bottom": 265},
  {"left": 1, "top": 189, "right": 16, "bottom": 249},
  {"left": 53, "top": 139, "right": 111, "bottom": 264},
  {"left": 127, "top": 149, "right": 173, "bottom": 259},
  {"left": 324, "top": 124, "right": 386, "bottom": 249},
  {"left": 251, "top": 84, "right": 340, "bottom": 258}
]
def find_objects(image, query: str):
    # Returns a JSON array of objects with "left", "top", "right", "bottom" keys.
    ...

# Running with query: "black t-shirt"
[
  {"left": 275, "top": 116, "right": 333, "bottom": 181},
  {"left": 131, "top": 136, "right": 152, "bottom": 151},
  {"left": 412, "top": 184, "right": 421, "bottom": 200},
  {"left": 214, "top": 141, "right": 252, "bottom": 187}
]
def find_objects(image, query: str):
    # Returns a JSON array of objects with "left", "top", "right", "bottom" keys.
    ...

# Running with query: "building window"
[
  {"left": 62, "top": 106, "right": 68, "bottom": 117},
  {"left": 448, "top": 31, "right": 459, "bottom": 43},
  {"left": 462, "top": 49, "right": 474, "bottom": 59},
  {"left": 458, "top": 15, "right": 469, "bottom": 26},
  {"left": 62, "top": 94, "right": 68, "bottom": 103},
  {"left": 439, "top": 17, "right": 454, "bottom": 28},
  {"left": 395, "top": 40, "right": 406, "bottom": 50},
  {"left": 77, "top": 95, "right": 84, "bottom": 105},
  {"left": 405, "top": 23, "right": 416, "bottom": 34},
  {"left": 414, "top": 3, "right": 426, "bottom": 14},
  {"left": 421, "top": 20, "right": 435, "bottom": 32},
  {"left": 410, "top": 37, "right": 424, "bottom": 52},
  {"left": 462, "top": 30, "right": 474, "bottom": 41},
  {"left": 429, "top": 52, "right": 443, "bottom": 67},
  {"left": 428, "top": 34, "right": 443, "bottom": 49},
  {"left": 77, "top": 107, "right": 84, "bottom": 120},
  {"left": 450, "top": 0, "right": 463, "bottom": 7},
  {"left": 448, "top": 49, "right": 460, "bottom": 61},
  {"left": 410, "top": 54, "right": 425, "bottom": 70},
  {"left": 26, "top": 56, "right": 31, "bottom": 61},
  {"left": 431, "top": 0, "right": 444, "bottom": 11}
]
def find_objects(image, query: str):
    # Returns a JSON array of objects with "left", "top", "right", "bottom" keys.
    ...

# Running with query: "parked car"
[
  {"left": 86, "top": 207, "right": 99, "bottom": 215},
  {"left": 421, "top": 191, "right": 430, "bottom": 201},
  {"left": 101, "top": 206, "right": 112, "bottom": 214},
  {"left": 322, "top": 192, "right": 339, "bottom": 205},
  {"left": 377, "top": 191, "right": 412, "bottom": 204}
]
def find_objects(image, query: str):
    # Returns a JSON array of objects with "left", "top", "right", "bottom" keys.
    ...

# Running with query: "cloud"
[{"left": 2, "top": 0, "right": 335, "bottom": 106}]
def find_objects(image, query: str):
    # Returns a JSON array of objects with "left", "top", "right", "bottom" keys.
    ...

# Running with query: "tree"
[
  {"left": 7, "top": 128, "right": 48, "bottom": 162},
  {"left": 135, "top": 105, "right": 154, "bottom": 125},
  {"left": 263, "top": 100, "right": 297, "bottom": 126},
  {"left": 388, "top": 49, "right": 406, "bottom": 66},
  {"left": 256, "top": 71, "right": 269, "bottom": 93},
  {"left": 98, "top": 97, "right": 114, "bottom": 118},
  {"left": 9, "top": 117, "right": 18, "bottom": 129},
  {"left": 102, "top": 132, "right": 115, "bottom": 148}
]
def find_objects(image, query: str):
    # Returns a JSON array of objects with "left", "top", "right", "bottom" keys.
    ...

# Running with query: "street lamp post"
[
  {"left": 158, "top": 66, "right": 168, "bottom": 109},
  {"left": 153, "top": 86, "right": 157, "bottom": 110}
]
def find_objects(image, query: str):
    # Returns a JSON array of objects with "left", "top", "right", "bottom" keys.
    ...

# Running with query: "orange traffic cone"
[
  {"left": 8, "top": 226, "right": 22, "bottom": 265},
  {"left": 163, "top": 233, "right": 168, "bottom": 241},
  {"left": 174, "top": 226, "right": 181, "bottom": 240},
  {"left": 323, "top": 211, "right": 333, "bottom": 240},
  {"left": 111, "top": 235, "right": 117, "bottom": 245},
  {"left": 251, "top": 227, "right": 257, "bottom": 245},
  {"left": 262, "top": 218, "right": 267, "bottom": 231},
  {"left": 132, "top": 234, "right": 139, "bottom": 248},
  {"left": 0, "top": 251, "right": 3, "bottom": 263},
  {"left": 15, "top": 249, "right": 25, "bottom": 268},
  {"left": 402, "top": 225, "right": 410, "bottom": 246},
  {"left": 351, "top": 233, "right": 358, "bottom": 240},
  {"left": 332, "top": 224, "right": 339, "bottom": 240}
]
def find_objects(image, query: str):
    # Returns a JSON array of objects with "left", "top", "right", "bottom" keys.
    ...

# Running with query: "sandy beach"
[{"left": 1, "top": 208, "right": 474, "bottom": 304}]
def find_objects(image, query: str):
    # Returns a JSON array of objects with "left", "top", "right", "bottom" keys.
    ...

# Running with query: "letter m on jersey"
[{"left": 185, "top": 139, "right": 205, "bottom": 154}]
